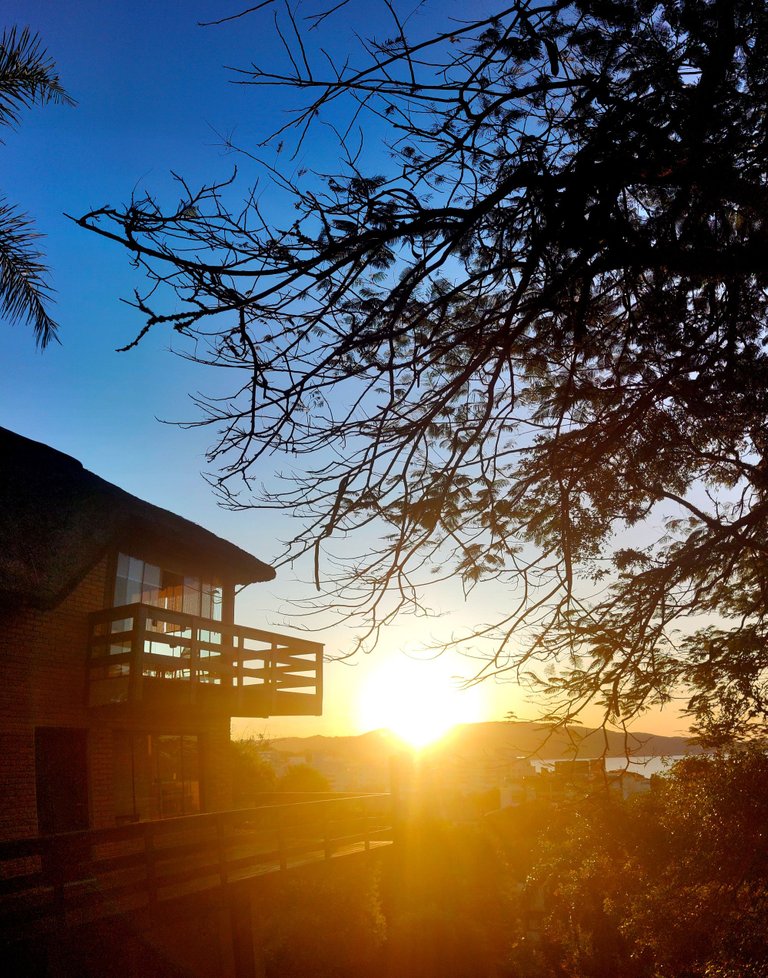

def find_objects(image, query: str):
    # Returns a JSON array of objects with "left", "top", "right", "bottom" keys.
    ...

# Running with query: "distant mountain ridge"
[{"left": 270, "top": 720, "right": 697, "bottom": 761}]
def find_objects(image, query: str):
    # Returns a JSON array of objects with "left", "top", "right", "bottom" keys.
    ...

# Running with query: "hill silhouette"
[{"left": 271, "top": 721, "right": 696, "bottom": 763}]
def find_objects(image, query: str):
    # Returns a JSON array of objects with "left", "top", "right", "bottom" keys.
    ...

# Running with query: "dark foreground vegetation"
[{"left": 256, "top": 749, "right": 768, "bottom": 978}]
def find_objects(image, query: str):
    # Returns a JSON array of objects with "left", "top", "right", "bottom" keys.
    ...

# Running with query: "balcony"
[{"left": 87, "top": 604, "right": 322, "bottom": 718}]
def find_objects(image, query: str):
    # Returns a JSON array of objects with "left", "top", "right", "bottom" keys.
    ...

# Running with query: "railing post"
[
  {"left": 323, "top": 803, "right": 331, "bottom": 860},
  {"left": 268, "top": 644, "right": 277, "bottom": 714},
  {"left": 233, "top": 629, "right": 243, "bottom": 706},
  {"left": 216, "top": 812, "right": 228, "bottom": 887},
  {"left": 145, "top": 821, "right": 157, "bottom": 906},
  {"left": 278, "top": 824, "right": 286, "bottom": 872},
  {"left": 315, "top": 647, "right": 323, "bottom": 713},
  {"left": 189, "top": 620, "right": 199, "bottom": 705},
  {"left": 128, "top": 605, "right": 146, "bottom": 704}
]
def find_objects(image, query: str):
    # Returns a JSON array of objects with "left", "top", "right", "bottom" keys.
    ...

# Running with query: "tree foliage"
[
  {"left": 521, "top": 750, "right": 768, "bottom": 977},
  {"left": 231, "top": 736, "right": 277, "bottom": 804},
  {"left": 277, "top": 762, "right": 331, "bottom": 793},
  {"left": 78, "top": 0, "right": 768, "bottom": 739},
  {"left": 0, "top": 27, "right": 73, "bottom": 347}
]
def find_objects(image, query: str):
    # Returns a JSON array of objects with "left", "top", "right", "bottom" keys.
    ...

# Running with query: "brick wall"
[
  {"left": 0, "top": 556, "right": 109, "bottom": 840},
  {"left": 0, "top": 730, "right": 36, "bottom": 839}
]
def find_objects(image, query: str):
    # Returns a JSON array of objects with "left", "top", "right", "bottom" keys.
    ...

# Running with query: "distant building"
[
  {"left": 553, "top": 757, "right": 606, "bottom": 780},
  {"left": 608, "top": 769, "right": 652, "bottom": 799}
]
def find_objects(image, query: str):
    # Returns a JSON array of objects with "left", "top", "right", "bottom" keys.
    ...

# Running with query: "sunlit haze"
[{"left": 358, "top": 656, "right": 487, "bottom": 748}]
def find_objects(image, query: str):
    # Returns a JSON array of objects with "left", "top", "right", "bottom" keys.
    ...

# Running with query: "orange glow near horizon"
[{"left": 357, "top": 655, "right": 486, "bottom": 748}]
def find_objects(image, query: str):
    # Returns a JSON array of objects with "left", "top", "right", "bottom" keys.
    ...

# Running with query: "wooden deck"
[
  {"left": 87, "top": 603, "right": 323, "bottom": 717},
  {"left": 0, "top": 794, "right": 393, "bottom": 940}
]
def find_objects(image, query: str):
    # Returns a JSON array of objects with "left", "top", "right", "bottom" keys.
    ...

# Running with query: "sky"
[{"left": 0, "top": 0, "right": 690, "bottom": 742}]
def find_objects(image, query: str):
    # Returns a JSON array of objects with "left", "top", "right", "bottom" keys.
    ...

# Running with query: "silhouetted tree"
[
  {"left": 78, "top": 0, "right": 768, "bottom": 739},
  {"left": 1, "top": 27, "right": 73, "bottom": 347},
  {"left": 523, "top": 750, "right": 768, "bottom": 978},
  {"left": 231, "top": 736, "right": 277, "bottom": 804},
  {"left": 278, "top": 763, "right": 330, "bottom": 793}
]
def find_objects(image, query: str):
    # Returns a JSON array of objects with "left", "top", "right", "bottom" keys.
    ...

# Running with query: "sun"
[{"left": 357, "top": 655, "right": 485, "bottom": 748}]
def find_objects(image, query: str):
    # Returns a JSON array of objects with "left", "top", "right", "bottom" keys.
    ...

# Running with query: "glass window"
[
  {"left": 183, "top": 576, "right": 201, "bottom": 616},
  {"left": 114, "top": 553, "right": 144, "bottom": 606},
  {"left": 141, "top": 562, "right": 162, "bottom": 605},
  {"left": 114, "top": 553, "right": 222, "bottom": 621},
  {"left": 201, "top": 581, "right": 223, "bottom": 622},
  {"left": 160, "top": 569, "right": 184, "bottom": 614},
  {"left": 113, "top": 732, "right": 201, "bottom": 822}
]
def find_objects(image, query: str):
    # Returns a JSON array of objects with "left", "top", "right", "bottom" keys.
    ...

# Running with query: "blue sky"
[{"left": 1, "top": 1, "right": 689, "bottom": 740}]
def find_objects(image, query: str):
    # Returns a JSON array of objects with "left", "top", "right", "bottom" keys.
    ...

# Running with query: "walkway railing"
[
  {"left": 87, "top": 603, "right": 323, "bottom": 717},
  {"left": 0, "top": 795, "right": 392, "bottom": 939}
]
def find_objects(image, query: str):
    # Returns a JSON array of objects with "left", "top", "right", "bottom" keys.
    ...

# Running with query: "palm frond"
[
  {"left": 0, "top": 197, "right": 58, "bottom": 347},
  {"left": 0, "top": 26, "right": 75, "bottom": 129}
]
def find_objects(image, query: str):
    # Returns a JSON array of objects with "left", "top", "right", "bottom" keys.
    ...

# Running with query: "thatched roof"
[{"left": 0, "top": 427, "right": 275, "bottom": 609}]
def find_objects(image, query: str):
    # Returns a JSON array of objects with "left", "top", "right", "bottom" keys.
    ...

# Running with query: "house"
[{"left": 0, "top": 427, "right": 322, "bottom": 840}]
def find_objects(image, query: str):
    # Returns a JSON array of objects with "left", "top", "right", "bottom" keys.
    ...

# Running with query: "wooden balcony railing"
[
  {"left": 87, "top": 604, "right": 322, "bottom": 717},
  {"left": 0, "top": 795, "right": 393, "bottom": 939}
]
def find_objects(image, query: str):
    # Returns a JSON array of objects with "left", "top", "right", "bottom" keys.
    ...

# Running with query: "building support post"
[{"left": 228, "top": 887, "right": 264, "bottom": 978}]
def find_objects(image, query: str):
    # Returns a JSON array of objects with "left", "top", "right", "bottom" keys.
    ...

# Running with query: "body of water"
[{"left": 533, "top": 755, "right": 689, "bottom": 778}]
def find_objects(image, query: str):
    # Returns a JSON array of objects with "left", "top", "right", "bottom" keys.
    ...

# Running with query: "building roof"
[{"left": 0, "top": 427, "right": 275, "bottom": 609}]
